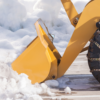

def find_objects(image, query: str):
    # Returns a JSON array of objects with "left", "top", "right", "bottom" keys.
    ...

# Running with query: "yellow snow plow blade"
[{"left": 12, "top": 19, "right": 61, "bottom": 84}]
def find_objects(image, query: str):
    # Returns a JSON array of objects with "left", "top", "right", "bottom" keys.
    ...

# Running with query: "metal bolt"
[
  {"left": 75, "top": 17, "right": 79, "bottom": 21},
  {"left": 52, "top": 75, "right": 55, "bottom": 79}
]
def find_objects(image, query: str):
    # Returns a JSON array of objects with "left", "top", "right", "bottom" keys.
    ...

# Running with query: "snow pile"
[
  {"left": 0, "top": 0, "right": 90, "bottom": 55},
  {"left": 19, "top": 0, "right": 37, "bottom": 13},
  {"left": 0, "top": 62, "right": 56, "bottom": 100},
  {"left": 0, "top": 0, "right": 26, "bottom": 31},
  {"left": 0, "top": 0, "right": 91, "bottom": 99},
  {"left": 0, "top": 62, "right": 72, "bottom": 100},
  {"left": 0, "top": 40, "right": 13, "bottom": 49},
  {"left": 0, "top": 0, "right": 73, "bottom": 55},
  {"left": 33, "top": 0, "right": 62, "bottom": 26}
]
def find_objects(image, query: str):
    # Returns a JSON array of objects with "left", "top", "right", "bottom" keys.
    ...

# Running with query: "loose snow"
[
  {"left": 45, "top": 80, "right": 59, "bottom": 88},
  {"left": 0, "top": 0, "right": 91, "bottom": 100},
  {"left": 64, "top": 87, "right": 71, "bottom": 94}
]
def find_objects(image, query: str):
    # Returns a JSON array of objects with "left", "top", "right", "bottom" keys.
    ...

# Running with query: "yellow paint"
[
  {"left": 12, "top": 20, "right": 61, "bottom": 84},
  {"left": 12, "top": 0, "right": 100, "bottom": 83},
  {"left": 57, "top": 0, "right": 99, "bottom": 78},
  {"left": 61, "top": 0, "right": 78, "bottom": 27}
]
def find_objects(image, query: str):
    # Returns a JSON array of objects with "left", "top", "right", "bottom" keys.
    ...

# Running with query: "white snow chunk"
[
  {"left": 0, "top": 40, "right": 13, "bottom": 49},
  {"left": 64, "top": 87, "right": 71, "bottom": 94},
  {"left": 17, "top": 73, "right": 30, "bottom": 89},
  {"left": 45, "top": 80, "right": 59, "bottom": 88},
  {"left": 14, "top": 93, "right": 24, "bottom": 99},
  {"left": 0, "top": 0, "right": 26, "bottom": 31},
  {"left": 8, "top": 78, "right": 16, "bottom": 88},
  {"left": 0, "top": 63, "right": 10, "bottom": 78},
  {"left": 34, "top": 83, "right": 55, "bottom": 96},
  {"left": 32, "top": 9, "right": 52, "bottom": 27},
  {"left": 0, "top": 78, "right": 8, "bottom": 90},
  {"left": 15, "top": 46, "right": 26, "bottom": 57},
  {"left": 47, "top": 88, "right": 55, "bottom": 96},
  {"left": 33, "top": 0, "right": 62, "bottom": 26},
  {"left": 9, "top": 68, "right": 20, "bottom": 81},
  {"left": 6, "top": 98, "right": 12, "bottom": 100},
  {"left": 39, "top": 83, "right": 47, "bottom": 94},
  {"left": 41, "top": 83, "right": 47, "bottom": 91},
  {"left": 34, "top": 83, "right": 43, "bottom": 94}
]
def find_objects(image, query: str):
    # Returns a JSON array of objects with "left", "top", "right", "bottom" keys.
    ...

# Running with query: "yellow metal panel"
[
  {"left": 12, "top": 37, "right": 51, "bottom": 84},
  {"left": 58, "top": 0, "right": 99, "bottom": 78},
  {"left": 12, "top": 20, "right": 59, "bottom": 84},
  {"left": 45, "top": 47, "right": 58, "bottom": 80},
  {"left": 61, "top": 0, "right": 78, "bottom": 26},
  {"left": 36, "top": 20, "right": 61, "bottom": 60},
  {"left": 43, "top": 34, "right": 61, "bottom": 59},
  {"left": 35, "top": 21, "right": 48, "bottom": 48},
  {"left": 86, "top": 0, "right": 94, "bottom": 7}
]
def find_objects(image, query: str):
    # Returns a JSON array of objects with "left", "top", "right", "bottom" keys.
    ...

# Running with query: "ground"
[{"left": 41, "top": 51, "right": 100, "bottom": 100}]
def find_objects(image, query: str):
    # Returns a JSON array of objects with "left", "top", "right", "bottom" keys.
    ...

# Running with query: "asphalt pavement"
[{"left": 41, "top": 51, "right": 100, "bottom": 100}]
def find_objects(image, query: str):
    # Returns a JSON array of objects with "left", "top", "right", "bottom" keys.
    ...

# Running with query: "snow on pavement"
[{"left": 0, "top": 0, "right": 91, "bottom": 99}]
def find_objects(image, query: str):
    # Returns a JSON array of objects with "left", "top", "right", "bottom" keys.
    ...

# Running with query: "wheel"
[{"left": 87, "top": 30, "right": 100, "bottom": 83}]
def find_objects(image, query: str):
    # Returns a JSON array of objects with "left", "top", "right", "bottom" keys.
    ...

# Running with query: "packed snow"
[
  {"left": 0, "top": 0, "right": 91, "bottom": 100},
  {"left": 0, "top": 0, "right": 26, "bottom": 31},
  {"left": 45, "top": 80, "right": 59, "bottom": 88}
]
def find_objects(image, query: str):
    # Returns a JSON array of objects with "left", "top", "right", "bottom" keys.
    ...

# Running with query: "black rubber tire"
[{"left": 88, "top": 30, "right": 100, "bottom": 83}]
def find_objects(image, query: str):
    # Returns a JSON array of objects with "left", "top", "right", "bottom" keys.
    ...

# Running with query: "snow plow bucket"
[{"left": 11, "top": 19, "right": 61, "bottom": 84}]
